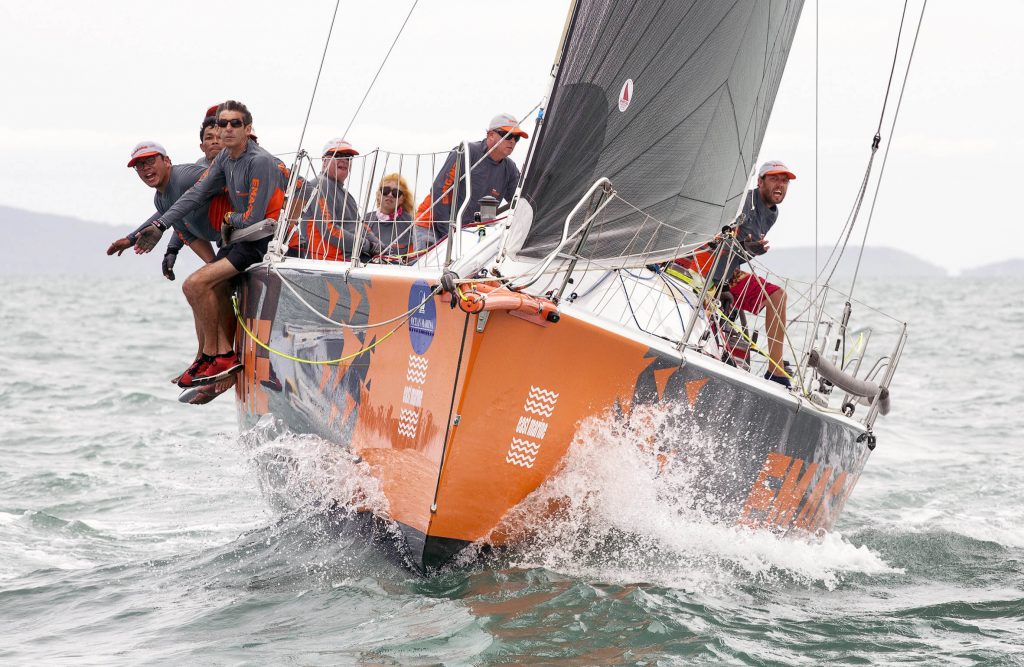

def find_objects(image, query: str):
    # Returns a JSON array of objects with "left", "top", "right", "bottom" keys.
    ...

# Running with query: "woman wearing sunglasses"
[{"left": 365, "top": 173, "right": 414, "bottom": 262}]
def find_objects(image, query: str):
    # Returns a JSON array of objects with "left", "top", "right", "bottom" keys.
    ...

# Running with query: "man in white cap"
[
  {"left": 292, "top": 138, "right": 378, "bottom": 260},
  {"left": 106, "top": 141, "right": 227, "bottom": 277},
  {"left": 713, "top": 160, "right": 796, "bottom": 388},
  {"left": 413, "top": 112, "right": 528, "bottom": 251}
]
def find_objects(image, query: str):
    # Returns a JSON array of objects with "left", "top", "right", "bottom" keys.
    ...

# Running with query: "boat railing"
[
  {"left": 267, "top": 147, "right": 485, "bottom": 269},
  {"left": 681, "top": 260, "right": 908, "bottom": 427}
]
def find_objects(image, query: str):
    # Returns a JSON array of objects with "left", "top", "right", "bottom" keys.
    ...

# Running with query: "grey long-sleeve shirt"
[
  {"left": 129, "top": 163, "right": 222, "bottom": 252},
  {"left": 158, "top": 140, "right": 286, "bottom": 233},
  {"left": 429, "top": 139, "right": 520, "bottom": 229},
  {"left": 298, "top": 176, "right": 380, "bottom": 259}
]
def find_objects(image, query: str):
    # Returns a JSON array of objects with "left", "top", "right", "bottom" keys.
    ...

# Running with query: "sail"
[{"left": 514, "top": 0, "right": 804, "bottom": 265}]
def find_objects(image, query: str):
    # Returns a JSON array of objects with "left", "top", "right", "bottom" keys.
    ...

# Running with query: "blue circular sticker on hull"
[{"left": 408, "top": 280, "right": 437, "bottom": 355}]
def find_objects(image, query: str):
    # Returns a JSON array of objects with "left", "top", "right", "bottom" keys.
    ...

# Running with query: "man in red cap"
[
  {"left": 713, "top": 159, "right": 796, "bottom": 388},
  {"left": 107, "top": 140, "right": 226, "bottom": 275},
  {"left": 413, "top": 112, "right": 528, "bottom": 251}
]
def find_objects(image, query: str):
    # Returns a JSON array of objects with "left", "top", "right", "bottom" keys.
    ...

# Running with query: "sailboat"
[{"left": 233, "top": 0, "right": 908, "bottom": 570}]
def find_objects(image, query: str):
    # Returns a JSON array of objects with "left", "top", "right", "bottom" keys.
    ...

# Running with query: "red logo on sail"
[{"left": 618, "top": 79, "right": 633, "bottom": 112}]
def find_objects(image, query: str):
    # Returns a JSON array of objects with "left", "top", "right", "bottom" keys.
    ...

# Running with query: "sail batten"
[{"left": 515, "top": 0, "right": 804, "bottom": 265}]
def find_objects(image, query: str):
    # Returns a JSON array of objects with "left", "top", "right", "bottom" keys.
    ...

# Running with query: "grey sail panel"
[{"left": 516, "top": 0, "right": 804, "bottom": 264}]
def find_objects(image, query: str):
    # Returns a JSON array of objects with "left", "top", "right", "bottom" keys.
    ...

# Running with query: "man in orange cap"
[
  {"left": 714, "top": 159, "right": 796, "bottom": 388},
  {"left": 413, "top": 112, "right": 528, "bottom": 251},
  {"left": 292, "top": 138, "right": 381, "bottom": 261}
]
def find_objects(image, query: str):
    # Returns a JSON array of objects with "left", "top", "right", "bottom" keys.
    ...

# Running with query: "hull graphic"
[{"left": 235, "top": 266, "right": 870, "bottom": 570}]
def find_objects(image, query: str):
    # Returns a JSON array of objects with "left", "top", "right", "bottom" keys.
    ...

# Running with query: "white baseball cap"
[
  {"left": 487, "top": 113, "right": 529, "bottom": 138},
  {"left": 127, "top": 141, "right": 168, "bottom": 167},
  {"left": 321, "top": 138, "right": 359, "bottom": 157},
  {"left": 757, "top": 160, "right": 796, "bottom": 179}
]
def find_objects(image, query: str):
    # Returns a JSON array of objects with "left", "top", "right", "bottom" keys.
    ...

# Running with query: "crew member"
[
  {"left": 294, "top": 139, "right": 379, "bottom": 261},
  {"left": 713, "top": 160, "right": 795, "bottom": 388},
  {"left": 197, "top": 114, "right": 222, "bottom": 167},
  {"left": 138, "top": 100, "right": 287, "bottom": 388},
  {"left": 413, "top": 113, "right": 527, "bottom": 251}
]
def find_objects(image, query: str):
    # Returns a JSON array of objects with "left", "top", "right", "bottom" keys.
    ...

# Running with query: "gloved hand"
[
  {"left": 162, "top": 249, "right": 178, "bottom": 281},
  {"left": 106, "top": 237, "right": 133, "bottom": 256},
  {"left": 135, "top": 222, "right": 164, "bottom": 253}
]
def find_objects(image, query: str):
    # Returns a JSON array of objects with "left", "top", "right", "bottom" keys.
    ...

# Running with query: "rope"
[
  {"left": 232, "top": 295, "right": 408, "bottom": 366},
  {"left": 273, "top": 264, "right": 441, "bottom": 330},
  {"left": 342, "top": 0, "right": 420, "bottom": 139}
]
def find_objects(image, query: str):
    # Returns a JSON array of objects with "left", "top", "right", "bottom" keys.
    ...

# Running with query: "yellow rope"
[
  {"left": 232, "top": 296, "right": 407, "bottom": 366},
  {"left": 844, "top": 332, "right": 866, "bottom": 367}
]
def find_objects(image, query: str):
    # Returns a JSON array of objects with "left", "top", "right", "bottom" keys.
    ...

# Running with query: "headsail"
[{"left": 514, "top": 0, "right": 804, "bottom": 265}]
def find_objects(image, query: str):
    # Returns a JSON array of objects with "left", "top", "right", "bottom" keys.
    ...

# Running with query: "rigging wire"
[
  {"left": 296, "top": 0, "right": 343, "bottom": 154},
  {"left": 848, "top": 0, "right": 928, "bottom": 299},
  {"left": 342, "top": 0, "right": 420, "bottom": 139},
  {"left": 813, "top": 0, "right": 920, "bottom": 292}
]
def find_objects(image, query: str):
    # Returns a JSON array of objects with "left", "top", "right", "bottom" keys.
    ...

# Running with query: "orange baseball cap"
[
  {"left": 127, "top": 141, "right": 167, "bottom": 167},
  {"left": 758, "top": 160, "right": 796, "bottom": 179},
  {"left": 488, "top": 113, "right": 529, "bottom": 139}
]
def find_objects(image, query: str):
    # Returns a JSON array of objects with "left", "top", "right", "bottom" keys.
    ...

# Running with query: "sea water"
[{"left": 0, "top": 274, "right": 1021, "bottom": 665}]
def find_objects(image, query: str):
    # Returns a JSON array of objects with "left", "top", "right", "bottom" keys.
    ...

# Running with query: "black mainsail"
[{"left": 514, "top": 0, "right": 804, "bottom": 265}]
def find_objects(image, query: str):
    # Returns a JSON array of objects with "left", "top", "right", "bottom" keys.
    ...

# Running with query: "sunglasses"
[
  {"left": 492, "top": 130, "right": 520, "bottom": 143},
  {"left": 132, "top": 155, "right": 161, "bottom": 170},
  {"left": 216, "top": 118, "right": 245, "bottom": 128},
  {"left": 380, "top": 186, "right": 403, "bottom": 198}
]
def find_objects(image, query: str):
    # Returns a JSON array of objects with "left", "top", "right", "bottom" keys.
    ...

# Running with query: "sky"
[{"left": 0, "top": 1, "right": 1018, "bottom": 271}]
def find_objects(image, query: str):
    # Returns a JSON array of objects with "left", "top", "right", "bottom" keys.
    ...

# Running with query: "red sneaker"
[
  {"left": 177, "top": 357, "right": 211, "bottom": 388},
  {"left": 192, "top": 352, "right": 243, "bottom": 386}
]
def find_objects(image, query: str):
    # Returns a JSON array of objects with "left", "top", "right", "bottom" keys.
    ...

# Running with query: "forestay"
[{"left": 514, "top": 0, "right": 804, "bottom": 266}]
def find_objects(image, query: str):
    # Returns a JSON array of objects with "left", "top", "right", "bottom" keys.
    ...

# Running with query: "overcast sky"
[{"left": 1, "top": 1, "right": 1017, "bottom": 271}]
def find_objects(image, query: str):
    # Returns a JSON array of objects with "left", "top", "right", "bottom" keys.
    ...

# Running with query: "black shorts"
[{"left": 216, "top": 237, "right": 271, "bottom": 273}]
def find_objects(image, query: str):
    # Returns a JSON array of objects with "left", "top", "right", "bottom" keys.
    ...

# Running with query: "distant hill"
[
  {"left": 3, "top": 204, "right": 1016, "bottom": 280},
  {"left": 0, "top": 205, "right": 203, "bottom": 277},
  {"left": 961, "top": 258, "right": 1024, "bottom": 277},
  {"left": 756, "top": 246, "right": 949, "bottom": 279}
]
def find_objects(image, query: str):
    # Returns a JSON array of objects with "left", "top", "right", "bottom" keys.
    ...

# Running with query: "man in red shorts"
[{"left": 716, "top": 160, "right": 795, "bottom": 388}]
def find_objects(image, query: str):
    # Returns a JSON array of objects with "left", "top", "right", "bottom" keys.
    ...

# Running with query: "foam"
[{"left": 499, "top": 406, "right": 898, "bottom": 591}]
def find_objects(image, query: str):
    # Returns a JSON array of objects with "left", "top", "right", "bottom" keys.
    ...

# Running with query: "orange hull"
[{"left": 236, "top": 266, "right": 871, "bottom": 569}]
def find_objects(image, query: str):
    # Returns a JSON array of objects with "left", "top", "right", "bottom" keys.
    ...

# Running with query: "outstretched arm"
[{"left": 107, "top": 212, "right": 160, "bottom": 255}]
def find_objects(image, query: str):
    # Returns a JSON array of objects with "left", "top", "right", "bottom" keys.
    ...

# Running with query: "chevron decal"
[
  {"left": 523, "top": 385, "right": 559, "bottom": 418},
  {"left": 505, "top": 437, "right": 542, "bottom": 468},
  {"left": 406, "top": 354, "right": 428, "bottom": 384},
  {"left": 397, "top": 355, "right": 429, "bottom": 439},
  {"left": 506, "top": 385, "right": 560, "bottom": 470},
  {"left": 397, "top": 407, "right": 418, "bottom": 439}
]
